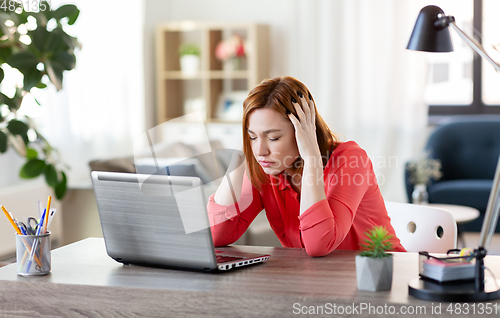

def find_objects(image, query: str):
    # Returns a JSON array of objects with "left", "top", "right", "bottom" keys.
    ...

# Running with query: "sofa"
[
  {"left": 405, "top": 116, "right": 500, "bottom": 232},
  {"left": 88, "top": 140, "right": 281, "bottom": 247}
]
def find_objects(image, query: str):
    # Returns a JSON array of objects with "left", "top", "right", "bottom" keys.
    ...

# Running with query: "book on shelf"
[{"left": 420, "top": 257, "right": 475, "bottom": 282}]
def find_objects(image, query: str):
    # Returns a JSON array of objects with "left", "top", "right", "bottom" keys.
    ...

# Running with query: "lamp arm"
[
  {"left": 449, "top": 21, "right": 500, "bottom": 72},
  {"left": 479, "top": 156, "right": 500, "bottom": 248}
]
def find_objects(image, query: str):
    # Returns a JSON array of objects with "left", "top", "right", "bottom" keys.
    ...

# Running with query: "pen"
[
  {"left": 43, "top": 196, "right": 51, "bottom": 234},
  {"left": 14, "top": 219, "right": 32, "bottom": 265},
  {"left": 47, "top": 208, "right": 57, "bottom": 229},
  {"left": 16, "top": 221, "right": 28, "bottom": 235},
  {"left": 37, "top": 200, "right": 43, "bottom": 219},
  {"left": 2, "top": 206, "right": 42, "bottom": 268},
  {"left": 26, "top": 209, "right": 46, "bottom": 272}
]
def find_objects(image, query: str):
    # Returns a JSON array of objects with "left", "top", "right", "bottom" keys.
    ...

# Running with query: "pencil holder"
[{"left": 16, "top": 231, "right": 51, "bottom": 276}]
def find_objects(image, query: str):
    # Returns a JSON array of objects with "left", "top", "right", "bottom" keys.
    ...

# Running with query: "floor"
[{"left": 463, "top": 232, "right": 500, "bottom": 254}]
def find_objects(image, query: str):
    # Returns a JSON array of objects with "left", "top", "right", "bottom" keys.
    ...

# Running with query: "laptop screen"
[{"left": 92, "top": 171, "right": 217, "bottom": 270}]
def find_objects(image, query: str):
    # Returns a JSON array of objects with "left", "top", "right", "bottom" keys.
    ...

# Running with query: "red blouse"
[{"left": 207, "top": 141, "right": 406, "bottom": 256}]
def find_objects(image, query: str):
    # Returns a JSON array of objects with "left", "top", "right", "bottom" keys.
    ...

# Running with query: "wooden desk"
[{"left": 0, "top": 238, "right": 499, "bottom": 317}]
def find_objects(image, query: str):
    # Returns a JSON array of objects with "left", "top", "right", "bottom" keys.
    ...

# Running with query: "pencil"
[
  {"left": 43, "top": 196, "right": 51, "bottom": 234},
  {"left": 2, "top": 206, "right": 22, "bottom": 235},
  {"left": 2, "top": 206, "right": 42, "bottom": 267}
]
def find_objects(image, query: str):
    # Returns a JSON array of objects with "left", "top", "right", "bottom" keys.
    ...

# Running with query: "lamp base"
[{"left": 409, "top": 277, "right": 500, "bottom": 302}]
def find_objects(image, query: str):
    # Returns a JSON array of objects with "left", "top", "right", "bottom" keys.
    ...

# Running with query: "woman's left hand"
[{"left": 288, "top": 93, "right": 321, "bottom": 161}]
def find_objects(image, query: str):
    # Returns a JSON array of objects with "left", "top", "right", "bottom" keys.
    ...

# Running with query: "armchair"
[{"left": 405, "top": 116, "right": 500, "bottom": 232}]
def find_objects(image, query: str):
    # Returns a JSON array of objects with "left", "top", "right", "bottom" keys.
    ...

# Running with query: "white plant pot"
[
  {"left": 355, "top": 255, "right": 393, "bottom": 291},
  {"left": 180, "top": 55, "right": 200, "bottom": 76}
]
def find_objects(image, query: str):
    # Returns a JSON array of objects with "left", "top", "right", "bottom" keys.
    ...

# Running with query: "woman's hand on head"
[{"left": 288, "top": 92, "right": 321, "bottom": 162}]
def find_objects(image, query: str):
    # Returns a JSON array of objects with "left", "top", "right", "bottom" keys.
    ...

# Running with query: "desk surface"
[{"left": 0, "top": 238, "right": 499, "bottom": 317}]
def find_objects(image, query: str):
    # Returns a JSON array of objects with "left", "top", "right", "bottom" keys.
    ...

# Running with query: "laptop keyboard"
[{"left": 216, "top": 255, "right": 245, "bottom": 263}]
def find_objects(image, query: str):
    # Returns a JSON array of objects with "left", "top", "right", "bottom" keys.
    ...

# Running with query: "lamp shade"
[{"left": 407, "top": 5, "right": 454, "bottom": 52}]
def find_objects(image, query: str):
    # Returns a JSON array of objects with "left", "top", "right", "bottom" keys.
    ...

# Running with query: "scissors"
[
  {"left": 26, "top": 217, "right": 39, "bottom": 235},
  {"left": 16, "top": 221, "right": 29, "bottom": 235}
]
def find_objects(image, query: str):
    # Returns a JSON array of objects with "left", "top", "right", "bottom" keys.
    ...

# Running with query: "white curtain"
[
  {"left": 28, "top": 0, "right": 146, "bottom": 185},
  {"left": 293, "top": 0, "right": 430, "bottom": 202}
]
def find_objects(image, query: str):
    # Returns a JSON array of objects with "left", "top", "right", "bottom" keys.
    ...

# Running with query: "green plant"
[
  {"left": 359, "top": 226, "right": 394, "bottom": 259},
  {"left": 407, "top": 150, "right": 442, "bottom": 185},
  {"left": 179, "top": 43, "right": 200, "bottom": 56},
  {"left": 0, "top": 1, "right": 81, "bottom": 199}
]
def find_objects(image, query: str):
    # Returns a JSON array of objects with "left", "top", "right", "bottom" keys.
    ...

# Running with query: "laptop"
[{"left": 91, "top": 171, "right": 270, "bottom": 271}]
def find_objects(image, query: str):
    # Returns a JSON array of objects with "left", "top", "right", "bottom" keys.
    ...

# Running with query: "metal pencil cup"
[{"left": 16, "top": 231, "right": 51, "bottom": 276}]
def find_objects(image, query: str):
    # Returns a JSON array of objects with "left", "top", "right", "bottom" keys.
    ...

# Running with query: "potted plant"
[
  {"left": 356, "top": 226, "right": 394, "bottom": 291},
  {"left": 179, "top": 43, "right": 200, "bottom": 76},
  {"left": 406, "top": 150, "right": 442, "bottom": 204},
  {"left": 0, "top": 1, "right": 81, "bottom": 199},
  {"left": 215, "top": 33, "right": 246, "bottom": 71}
]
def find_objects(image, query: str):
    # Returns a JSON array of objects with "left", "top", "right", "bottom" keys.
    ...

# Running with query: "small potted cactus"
[{"left": 355, "top": 226, "right": 394, "bottom": 291}]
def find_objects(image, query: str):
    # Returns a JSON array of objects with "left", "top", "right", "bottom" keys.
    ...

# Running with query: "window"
[
  {"left": 422, "top": 0, "right": 500, "bottom": 115},
  {"left": 482, "top": 0, "right": 500, "bottom": 106}
]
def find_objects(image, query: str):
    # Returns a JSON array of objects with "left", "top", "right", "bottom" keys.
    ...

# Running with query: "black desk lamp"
[
  {"left": 406, "top": 5, "right": 500, "bottom": 302},
  {"left": 407, "top": 5, "right": 500, "bottom": 72}
]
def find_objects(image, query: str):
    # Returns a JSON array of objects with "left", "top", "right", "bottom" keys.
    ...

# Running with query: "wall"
[
  {"left": 143, "top": 0, "right": 299, "bottom": 131},
  {"left": 142, "top": 0, "right": 431, "bottom": 204}
]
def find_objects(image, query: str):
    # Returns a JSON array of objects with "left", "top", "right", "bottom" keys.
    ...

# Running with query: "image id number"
[
  {"left": 447, "top": 302, "right": 498, "bottom": 315},
  {"left": 0, "top": 0, "right": 51, "bottom": 12}
]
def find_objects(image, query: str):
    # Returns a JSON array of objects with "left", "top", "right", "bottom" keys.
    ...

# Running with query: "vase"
[
  {"left": 412, "top": 184, "right": 429, "bottom": 205},
  {"left": 180, "top": 55, "right": 200, "bottom": 76},
  {"left": 355, "top": 255, "right": 393, "bottom": 291},
  {"left": 223, "top": 57, "right": 243, "bottom": 71}
]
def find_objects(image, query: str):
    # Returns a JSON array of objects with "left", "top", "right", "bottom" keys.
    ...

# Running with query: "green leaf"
[
  {"left": 16, "top": 9, "right": 29, "bottom": 25},
  {"left": 0, "top": 66, "right": 4, "bottom": 83},
  {"left": 35, "top": 82, "right": 47, "bottom": 89},
  {"left": 67, "top": 9, "right": 80, "bottom": 25},
  {"left": 54, "top": 171, "right": 67, "bottom": 200},
  {"left": 44, "top": 59, "right": 63, "bottom": 90},
  {"left": 28, "top": 26, "right": 50, "bottom": 54},
  {"left": 0, "top": 130, "right": 7, "bottom": 153},
  {"left": 22, "top": 68, "right": 43, "bottom": 92},
  {"left": 44, "top": 164, "right": 58, "bottom": 187},
  {"left": 7, "top": 119, "right": 29, "bottom": 144},
  {"left": 52, "top": 4, "right": 79, "bottom": 25},
  {"left": 26, "top": 148, "right": 38, "bottom": 159},
  {"left": 53, "top": 51, "right": 76, "bottom": 70},
  {"left": 45, "top": 29, "right": 66, "bottom": 53},
  {"left": 0, "top": 13, "right": 10, "bottom": 38},
  {"left": 7, "top": 51, "right": 39, "bottom": 74},
  {"left": 20, "top": 159, "right": 47, "bottom": 178},
  {"left": 53, "top": 29, "right": 79, "bottom": 51},
  {"left": 0, "top": 92, "right": 17, "bottom": 111},
  {"left": 0, "top": 47, "right": 13, "bottom": 65},
  {"left": 4, "top": 51, "right": 42, "bottom": 91}
]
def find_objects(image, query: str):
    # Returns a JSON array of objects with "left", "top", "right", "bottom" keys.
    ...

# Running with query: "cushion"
[
  {"left": 90, "top": 140, "right": 229, "bottom": 184},
  {"left": 134, "top": 157, "right": 212, "bottom": 184},
  {"left": 428, "top": 179, "right": 493, "bottom": 212},
  {"left": 427, "top": 120, "right": 500, "bottom": 180},
  {"left": 88, "top": 156, "right": 136, "bottom": 173}
]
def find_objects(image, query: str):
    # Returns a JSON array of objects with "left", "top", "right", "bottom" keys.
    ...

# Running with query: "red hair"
[{"left": 242, "top": 76, "right": 340, "bottom": 190}]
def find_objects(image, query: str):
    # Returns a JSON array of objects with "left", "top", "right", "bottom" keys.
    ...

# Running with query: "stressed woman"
[{"left": 208, "top": 76, "right": 405, "bottom": 256}]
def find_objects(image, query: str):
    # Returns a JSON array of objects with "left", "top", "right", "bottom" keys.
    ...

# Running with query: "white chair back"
[{"left": 385, "top": 201, "right": 457, "bottom": 253}]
